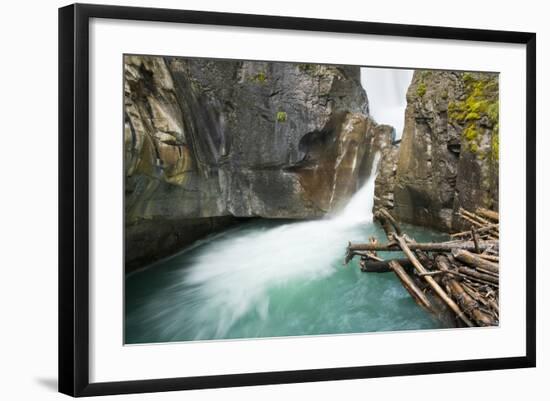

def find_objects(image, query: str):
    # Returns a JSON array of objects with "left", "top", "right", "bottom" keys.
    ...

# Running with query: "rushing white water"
[
  {"left": 361, "top": 67, "right": 413, "bottom": 139},
  {"left": 336, "top": 154, "right": 380, "bottom": 225},
  {"left": 126, "top": 149, "right": 446, "bottom": 343},
  {"left": 182, "top": 155, "right": 381, "bottom": 338},
  {"left": 125, "top": 69, "right": 438, "bottom": 343}
]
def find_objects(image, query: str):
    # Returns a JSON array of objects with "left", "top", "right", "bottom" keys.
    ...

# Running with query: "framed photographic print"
[{"left": 58, "top": 3, "right": 536, "bottom": 397}]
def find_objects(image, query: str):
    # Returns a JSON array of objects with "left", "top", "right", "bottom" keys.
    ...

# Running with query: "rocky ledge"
[{"left": 124, "top": 56, "right": 390, "bottom": 271}]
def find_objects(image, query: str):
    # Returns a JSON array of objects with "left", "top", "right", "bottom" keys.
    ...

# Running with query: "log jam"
[{"left": 345, "top": 207, "right": 500, "bottom": 328}]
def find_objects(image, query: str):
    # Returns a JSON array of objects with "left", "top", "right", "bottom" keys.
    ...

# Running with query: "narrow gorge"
[
  {"left": 124, "top": 55, "right": 499, "bottom": 343},
  {"left": 125, "top": 56, "right": 392, "bottom": 271}
]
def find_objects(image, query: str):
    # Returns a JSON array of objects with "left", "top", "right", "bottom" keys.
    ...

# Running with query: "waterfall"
[
  {"left": 134, "top": 157, "right": 382, "bottom": 340},
  {"left": 361, "top": 67, "right": 413, "bottom": 139},
  {"left": 125, "top": 67, "right": 448, "bottom": 344},
  {"left": 335, "top": 153, "right": 380, "bottom": 225},
  {"left": 126, "top": 148, "right": 447, "bottom": 343}
]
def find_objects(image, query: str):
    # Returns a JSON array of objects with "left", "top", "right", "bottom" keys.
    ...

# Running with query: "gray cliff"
[
  {"left": 124, "top": 55, "right": 389, "bottom": 271},
  {"left": 374, "top": 70, "right": 499, "bottom": 231}
]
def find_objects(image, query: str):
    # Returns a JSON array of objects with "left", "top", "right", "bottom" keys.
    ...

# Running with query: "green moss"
[
  {"left": 276, "top": 111, "right": 287, "bottom": 122},
  {"left": 250, "top": 71, "right": 267, "bottom": 83},
  {"left": 465, "top": 112, "right": 481, "bottom": 121},
  {"left": 448, "top": 73, "right": 499, "bottom": 157},
  {"left": 487, "top": 101, "right": 499, "bottom": 125},
  {"left": 420, "top": 70, "right": 432, "bottom": 79},
  {"left": 298, "top": 64, "right": 318, "bottom": 74},
  {"left": 463, "top": 72, "right": 475, "bottom": 84},
  {"left": 417, "top": 82, "right": 427, "bottom": 97},
  {"left": 464, "top": 124, "right": 478, "bottom": 141}
]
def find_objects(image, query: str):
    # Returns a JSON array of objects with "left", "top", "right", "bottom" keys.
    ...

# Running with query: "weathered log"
[
  {"left": 344, "top": 243, "right": 355, "bottom": 264},
  {"left": 359, "top": 258, "right": 414, "bottom": 273},
  {"left": 374, "top": 210, "right": 397, "bottom": 238},
  {"left": 452, "top": 249, "right": 499, "bottom": 274},
  {"left": 462, "top": 283, "right": 499, "bottom": 316},
  {"left": 460, "top": 208, "right": 492, "bottom": 225},
  {"left": 476, "top": 208, "right": 499, "bottom": 222},
  {"left": 458, "top": 214, "right": 499, "bottom": 238},
  {"left": 438, "top": 269, "right": 498, "bottom": 287},
  {"left": 353, "top": 214, "right": 408, "bottom": 272},
  {"left": 482, "top": 246, "right": 499, "bottom": 255},
  {"left": 461, "top": 283, "right": 490, "bottom": 306},
  {"left": 478, "top": 254, "right": 499, "bottom": 263},
  {"left": 348, "top": 240, "right": 498, "bottom": 253},
  {"left": 388, "top": 260, "right": 433, "bottom": 312},
  {"left": 364, "top": 237, "right": 382, "bottom": 262},
  {"left": 355, "top": 251, "right": 384, "bottom": 262},
  {"left": 414, "top": 249, "right": 434, "bottom": 269},
  {"left": 476, "top": 267, "right": 500, "bottom": 278},
  {"left": 435, "top": 256, "right": 496, "bottom": 326},
  {"left": 450, "top": 223, "right": 499, "bottom": 239},
  {"left": 456, "top": 266, "right": 499, "bottom": 284},
  {"left": 419, "top": 271, "right": 443, "bottom": 277},
  {"left": 471, "top": 227, "right": 480, "bottom": 253},
  {"left": 393, "top": 235, "right": 474, "bottom": 327},
  {"left": 446, "top": 280, "right": 495, "bottom": 326},
  {"left": 377, "top": 223, "right": 456, "bottom": 326},
  {"left": 458, "top": 213, "right": 485, "bottom": 229},
  {"left": 379, "top": 208, "right": 402, "bottom": 235},
  {"left": 465, "top": 292, "right": 498, "bottom": 320},
  {"left": 459, "top": 209, "right": 499, "bottom": 238}
]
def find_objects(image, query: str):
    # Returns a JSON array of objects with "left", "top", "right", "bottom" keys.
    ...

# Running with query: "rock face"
[
  {"left": 124, "top": 55, "right": 385, "bottom": 271},
  {"left": 374, "top": 135, "right": 399, "bottom": 211},
  {"left": 374, "top": 70, "right": 499, "bottom": 232}
]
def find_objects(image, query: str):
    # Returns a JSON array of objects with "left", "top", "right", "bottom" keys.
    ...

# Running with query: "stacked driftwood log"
[{"left": 345, "top": 207, "right": 499, "bottom": 327}]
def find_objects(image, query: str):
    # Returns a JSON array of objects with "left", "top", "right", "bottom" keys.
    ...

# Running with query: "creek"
[{"left": 125, "top": 161, "right": 448, "bottom": 344}]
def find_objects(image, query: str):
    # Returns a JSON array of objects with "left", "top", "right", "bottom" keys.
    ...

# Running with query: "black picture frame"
[{"left": 58, "top": 3, "right": 536, "bottom": 397}]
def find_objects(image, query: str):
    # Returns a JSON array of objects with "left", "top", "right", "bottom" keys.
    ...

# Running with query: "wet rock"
[
  {"left": 375, "top": 70, "right": 499, "bottom": 232},
  {"left": 124, "top": 56, "right": 375, "bottom": 270},
  {"left": 374, "top": 141, "right": 400, "bottom": 212}
]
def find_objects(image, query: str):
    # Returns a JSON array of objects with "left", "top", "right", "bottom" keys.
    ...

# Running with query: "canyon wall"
[
  {"left": 374, "top": 70, "right": 499, "bottom": 231},
  {"left": 124, "top": 55, "right": 388, "bottom": 271}
]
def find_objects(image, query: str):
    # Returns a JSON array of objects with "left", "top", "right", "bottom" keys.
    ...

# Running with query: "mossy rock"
[
  {"left": 448, "top": 73, "right": 499, "bottom": 156},
  {"left": 276, "top": 111, "right": 287, "bottom": 122},
  {"left": 250, "top": 71, "right": 267, "bottom": 83},
  {"left": 416, "top": 82, "right": 427, "bottom": 97},
  {"left": 420, "top": 70, "right": 432, "bottom": 79},
  {"left": 464, "top": 124, "right": 478, "bottom": 142},
  {"left": 298, "top": 64, "right": 319, "bottom": 75}
]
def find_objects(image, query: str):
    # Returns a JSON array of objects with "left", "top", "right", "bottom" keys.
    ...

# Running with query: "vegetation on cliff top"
[
  {"left": 416, "top": 82, "right": 427, "bottom": 97},
  {"left": 298, "top": 63, "right": 319, "bottom": 74},
  {"left": 415, "top": 71, "right": 433, "bottom": 97},
  {"left": 448, "top": 72, "right": 499, "bottom": 159}
]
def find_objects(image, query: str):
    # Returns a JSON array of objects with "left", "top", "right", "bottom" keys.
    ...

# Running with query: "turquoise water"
[{"left": 125, "top": 218, "right": 448, "bottom": 344}]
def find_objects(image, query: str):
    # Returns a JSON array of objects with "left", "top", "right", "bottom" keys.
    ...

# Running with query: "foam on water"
[
  {"left": 176, "top": 155, "right": 381, "bottom": 338},
  {"left": 126, "top": 184, "right": 446, "bottom": 344},
  {"left": 126, "top": 153, "right": 445, "bottom": 343}
]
